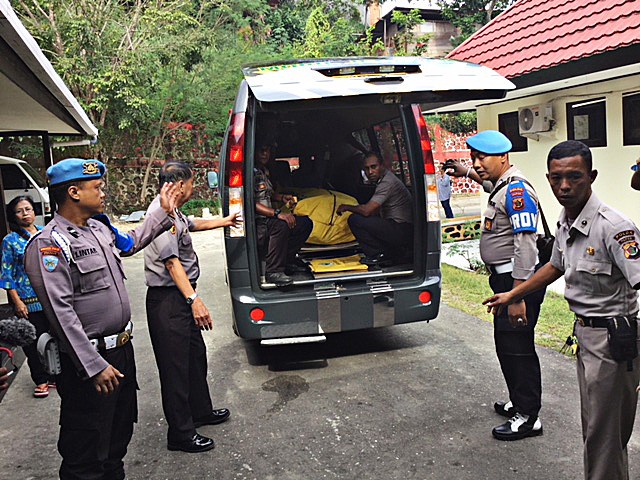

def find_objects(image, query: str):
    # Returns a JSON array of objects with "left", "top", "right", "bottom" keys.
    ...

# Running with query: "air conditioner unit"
[{"left": 518, "top": 104, "right": 553, "bottom": 135}]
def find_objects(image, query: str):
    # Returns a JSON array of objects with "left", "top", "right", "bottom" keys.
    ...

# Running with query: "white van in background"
[{"left": 0, "top": 155, "right": 50, "bottom": 226}]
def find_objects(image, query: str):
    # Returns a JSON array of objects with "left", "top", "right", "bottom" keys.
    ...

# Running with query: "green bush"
[{"left": 181, "top": 199, "right": 220, "bottom": 217}]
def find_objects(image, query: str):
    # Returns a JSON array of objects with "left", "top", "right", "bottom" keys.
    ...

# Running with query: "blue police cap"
[
  {"left": 47, "top": 158, "right": 106, "bottom": 186},
  {"left": 466, "top": 130, "right": 512, "bottom": 155}
]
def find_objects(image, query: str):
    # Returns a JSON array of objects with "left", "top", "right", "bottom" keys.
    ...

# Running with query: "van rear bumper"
[{"left": 230, "top": 271, "right": 441, "bottom": 340}]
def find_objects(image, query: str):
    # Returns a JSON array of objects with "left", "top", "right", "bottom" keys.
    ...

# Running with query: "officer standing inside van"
[
  {"left": 484, "top": 140, "right": 640, "bottom": 480},
  {"left": 24, "top": 158, "right": 179, "bottom": 480},
  {"left": 448, "top": 131, "right": 545, "bottom": 441},
  {"left": 254, "top": 142, "right": 313, "bottom": 287}
]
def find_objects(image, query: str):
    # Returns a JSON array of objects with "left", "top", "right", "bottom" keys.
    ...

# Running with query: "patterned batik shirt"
[{"left": 1, "top": 227, "right": 43, "bottom": 313}]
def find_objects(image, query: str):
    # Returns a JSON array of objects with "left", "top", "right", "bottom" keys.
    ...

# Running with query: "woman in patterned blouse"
[{"left": 1, "top": 196, "right": 52, "bottom": 398}]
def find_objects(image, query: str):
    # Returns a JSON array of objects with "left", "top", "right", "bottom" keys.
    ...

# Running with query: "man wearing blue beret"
[
  {"left": 448, "top": 131, "right": 547, "bottom": 441},
  {"left": 24, "top": 158, "right": 179, "bottom": 480}
]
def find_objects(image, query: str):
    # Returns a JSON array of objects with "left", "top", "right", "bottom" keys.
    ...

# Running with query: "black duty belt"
[{"left": 575, "top": 315, "right": 608, "bottom": 328}]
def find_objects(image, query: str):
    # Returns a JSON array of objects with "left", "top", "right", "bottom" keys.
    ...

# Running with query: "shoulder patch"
[
  {"left": 623, "top": 241, "right": 640, "bottom": 260},
  {"left": 42, "top": 255, "right": 59, "bottom": 272},
  {"left": 614, "top": 230, "right": 634, "bottom": 241},
  {"left": 40, "top": 246, "right": 61, "bottom": 257}
]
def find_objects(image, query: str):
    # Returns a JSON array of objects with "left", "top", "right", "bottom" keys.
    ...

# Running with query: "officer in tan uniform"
[
  {"left": 144, "top": 161, "right": 239, "bottom": 453},
  {"left": 24, "top": 158, "right": 178, "bottom": 480},
  {"left": 485, "top": 140, "right": 640, "bottom": 480},
  {"left": 449, "top": 130, "right": 545, "bottom": 440}
]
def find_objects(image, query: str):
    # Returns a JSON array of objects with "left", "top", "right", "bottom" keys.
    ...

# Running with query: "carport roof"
[
  {"left": 0, "top": 1, "right": 98, "bottom": 136},
  {"left": 447, "top": 0, "right": 640, "bottom": 79}
]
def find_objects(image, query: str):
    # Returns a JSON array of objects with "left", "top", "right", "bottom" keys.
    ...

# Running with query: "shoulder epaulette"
[{"left": 51, "top": 228, "right": 73, "bottom": 264}]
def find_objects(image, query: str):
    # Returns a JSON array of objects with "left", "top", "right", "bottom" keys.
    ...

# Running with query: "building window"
[
  {"left": 498, "top": 112, "right": 527, "bottom": 152},
  {"left": 623, "top": 92, "right": 640, "bottom": 146},
  {"left": 566, "top": 98, "right": 607, "bottom": 147}
]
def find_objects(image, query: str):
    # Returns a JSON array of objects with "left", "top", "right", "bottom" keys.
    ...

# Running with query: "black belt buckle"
[{"left": 116, "top": 331, "right": 131, "bottom": 347}]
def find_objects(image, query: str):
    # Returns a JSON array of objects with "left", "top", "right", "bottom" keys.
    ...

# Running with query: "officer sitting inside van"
[
  {"left": 337, "top": 151, "right": 413, "bottom": 268},
  {"left": 254, "top": 142, "right": 313, "bottom": 287}
]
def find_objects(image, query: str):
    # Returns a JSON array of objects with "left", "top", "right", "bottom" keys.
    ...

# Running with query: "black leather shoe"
[
  {"left": 285, "top": 261, "right": 310, "bottom": 275},
  {"left": 266, "top": 272, "right": 293, "bottom": 287},
  {"left": 492, "top": 413, "right": 543, "bottom": 441},
  {"left": 494, "top": 400, "right": 517, "bottom": 418},
  {"left": 193, "top": 408, "right": 231, "bottom": 427},
  {"left": 361, "top": 253, "right": 393, "bottom": 268},
  {"left": 167, "top": 433, "right": 215, "bottom": 453}
]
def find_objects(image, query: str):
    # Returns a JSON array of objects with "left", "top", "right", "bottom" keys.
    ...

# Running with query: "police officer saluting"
[
  {"left": 448, "top": 130, "right": 545, "bottom": 440},
  {"left": 485, "top": 140, "right": 640, "bottom": 480},
  {"left": 24, "top": 158, "right": 179, "bottom": 480}
]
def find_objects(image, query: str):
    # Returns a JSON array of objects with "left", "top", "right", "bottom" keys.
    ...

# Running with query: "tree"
[
  {"left": 436, "top": 0, "right": 516, "bottom": 47},
  {"left": 390, "top": 9, "right": 431, "bottom": 56}
]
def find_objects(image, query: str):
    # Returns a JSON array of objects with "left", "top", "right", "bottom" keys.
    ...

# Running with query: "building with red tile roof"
[{"left": 441, "top": 0, "right": 640, "bottom": 226}]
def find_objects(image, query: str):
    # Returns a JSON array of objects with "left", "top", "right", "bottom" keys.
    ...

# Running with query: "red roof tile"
[{"left": 447, "top": 0, "right": 640, "bottom": 78}]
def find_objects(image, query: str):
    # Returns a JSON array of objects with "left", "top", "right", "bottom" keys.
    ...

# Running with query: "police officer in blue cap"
[
  {"left": 24, "top": 158, "right": 179, "bottom": 479},
  {"left": 448, "top": 131, "right": 546, "bottom": 441}
]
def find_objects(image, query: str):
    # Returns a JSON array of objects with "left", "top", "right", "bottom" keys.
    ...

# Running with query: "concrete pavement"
[{"left": 1, "top": 228, "right": 640, "bottom": 479}]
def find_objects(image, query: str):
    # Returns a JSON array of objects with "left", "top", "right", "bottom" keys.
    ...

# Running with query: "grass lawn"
[{"left": 441, "top": 263, "right": 575, "bottom": 352}]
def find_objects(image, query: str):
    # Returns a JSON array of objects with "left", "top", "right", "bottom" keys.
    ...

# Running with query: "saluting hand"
[
  {"left": 159, "top": 182, "right": 180, "bottom": 215},
  {"left": 191, "top": 297, "right": 213, "bottom": 331},
  {"left": 92, "top": 365, "right": 124, "bottom": 395}
]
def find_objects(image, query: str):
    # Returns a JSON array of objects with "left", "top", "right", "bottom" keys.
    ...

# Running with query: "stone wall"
[{"left": 105, "top": 163, "right": 217, "bottom": 215}]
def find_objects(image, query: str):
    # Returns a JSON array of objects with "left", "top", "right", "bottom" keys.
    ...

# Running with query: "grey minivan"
[{"left": 219, "top": 57, "right": 513, "bottom": 344}]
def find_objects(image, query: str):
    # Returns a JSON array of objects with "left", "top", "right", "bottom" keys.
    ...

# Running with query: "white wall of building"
[{"left": 477, "top": 74, "right": 640, "bottom": 226}]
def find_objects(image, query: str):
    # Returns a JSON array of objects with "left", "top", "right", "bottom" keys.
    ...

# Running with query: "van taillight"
[
  {"left": 227, "top": 112, "right": 246, "bottom": 188},
  {"left": 226, "top": 112, "right": 246, "bottom": 237},
  {"left": 412, "top": 105, "right": 439, "bottom": 222}
]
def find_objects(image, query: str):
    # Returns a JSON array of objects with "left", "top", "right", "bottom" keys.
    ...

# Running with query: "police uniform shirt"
[
  {"left": 255, "top": 167, "right": 274, "bottom": 216},
  {"left": 550, "top": 193, "right": 640, "bottom": 318},
  {"left": 480, "top": 166, "right": 539, "bottom": 280},
  {"left": 24, "top": 209, "right": 173, "bottom": 379},
  {"left": 369, "top": 169, "right": 413, "bottom": 224},
  {"left": 144, "top": 196, "right": 199, "bottom": 287}
]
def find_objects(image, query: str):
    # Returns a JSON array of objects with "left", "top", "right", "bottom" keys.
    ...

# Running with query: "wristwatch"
[
  {"left": 186, "top": 292, "right": 198, "bottom": 305},
  {"left": 273, "top": 208, "right": 281, "bottom": 218}
]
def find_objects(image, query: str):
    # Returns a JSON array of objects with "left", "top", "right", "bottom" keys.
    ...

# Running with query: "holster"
[
  {"left": 37, "top": 333, "right": 62, "bottom": 375},
  {"left": 606, "top": 316, "right": 638, "bottom": 371}
]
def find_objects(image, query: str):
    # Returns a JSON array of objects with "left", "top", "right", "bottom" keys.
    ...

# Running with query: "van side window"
[
  {"left": 1, "top": 165, "right": 31, "bottom": 189},
  {"left": 373, "top": 118, "right": 412, "bottom": 187}
]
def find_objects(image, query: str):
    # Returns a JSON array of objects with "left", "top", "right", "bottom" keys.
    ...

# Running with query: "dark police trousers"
[
  {"left": 489, "top": 271, "right": 545, "bottom": 418},
  {"left": 57, "top": 342, "right": 137, "bottom": 480},
  {"left": 348, "top": 214, "right": 413, "bottom": 258},
  {"left": 146, "top": 286, "right": 213, "bottom": 443},
  {"left": 257, "top": 215, "right": 312, "bottom": 273},
  {"left": 22, "top": 310, "right": 53, "bottom": 386}
]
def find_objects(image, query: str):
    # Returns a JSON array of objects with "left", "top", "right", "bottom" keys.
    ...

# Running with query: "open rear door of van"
[{"left": 242, "top": 57, "right": 515, "bottom": 107}]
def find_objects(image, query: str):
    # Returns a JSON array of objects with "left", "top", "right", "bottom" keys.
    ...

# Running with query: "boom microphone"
[{"left": 0, "top": 316, "right": 36, "bottom": 347}]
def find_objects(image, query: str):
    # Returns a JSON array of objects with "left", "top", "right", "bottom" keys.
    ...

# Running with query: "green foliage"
[
  {"left": 436, "top": 0, "right": 516, "bottom": 47},
  {"left": 181, "top": 198, "right": 221, "bottom": 217},
  {"left": 390, "top": 9, "right": 430, "bottom": 56},
  {"left": 442, "top": 263, "right": 575, "bottom": 352},
  {"left": 426, "top": 112, "right": 477, "bottom": 135},
  {"left": 293, "top": 3, "right": 369, "bottom": 58}
]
